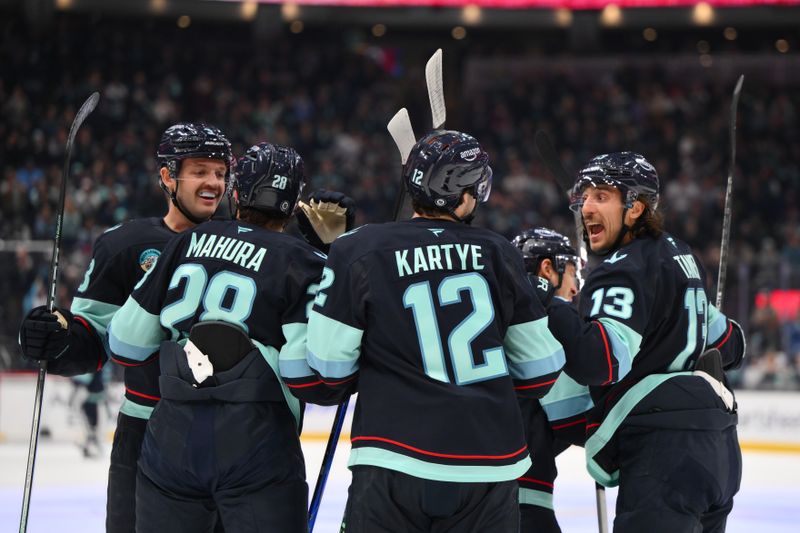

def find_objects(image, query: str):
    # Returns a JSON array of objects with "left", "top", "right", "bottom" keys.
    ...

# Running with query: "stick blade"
[
  {"left": 425, "top": 48, "right": 446, "bottom": 129},
  {"left": 387, "top": 108, "right": 416, "bottom": 165}
]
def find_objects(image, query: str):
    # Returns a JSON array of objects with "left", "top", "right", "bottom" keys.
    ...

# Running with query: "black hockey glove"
[
  {"left": 297, "top": 190, "right": 356, "bottom": 254},
  {"left": 530, "top": 275, "right": 555, "bottom": 308},
  {"left": 19, "top": 306, "right": 74, "bottom": 362}
]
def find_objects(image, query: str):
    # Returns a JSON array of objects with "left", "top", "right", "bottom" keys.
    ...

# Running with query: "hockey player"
[
  {"left": 512, "top": 227, "right": 593, "bottom": 532},
  {"left": 18, "top": 122, "right": 233, "bottom": 533},
  {"left": 301, "top": 130, "right": 566, "bottom": 532},
  {"left": 547, "top": 152, "right": 745, "bottom": 532},
  {"left": 107, "top": 142, "right": 355, "bottom": 533}
]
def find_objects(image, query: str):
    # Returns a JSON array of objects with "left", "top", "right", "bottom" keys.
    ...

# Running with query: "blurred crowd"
[{"left": 1, "top": 13, "right": 798, "bottom": 388}]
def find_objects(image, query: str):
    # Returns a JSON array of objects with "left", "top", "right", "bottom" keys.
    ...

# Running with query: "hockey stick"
[
  {"left": 534, "top": 130, "right": 608, "bottom": 532},
  {"left": 20, "top": 92, "right": 100, "bottom": 533},
  {"left": 425, "top": 48, "right": 446, "bottom": 129},
  {"left": 716, "top": 75, "right": 744, "bottom": 309}
]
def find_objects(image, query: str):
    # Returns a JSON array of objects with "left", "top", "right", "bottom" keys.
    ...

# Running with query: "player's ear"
[
  {"left": 626, "top": 200, "right": 646, "bottom": 223},
  {"left": 539, "top": 258, "right": 555, "bottom": 279},
  {"left": 160, "top": 166, "right": 176, "bottom": 192}
]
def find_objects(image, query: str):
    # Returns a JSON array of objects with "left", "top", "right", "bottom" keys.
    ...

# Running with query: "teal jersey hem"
[
  {"left": 348, "top": 446, "right": 531, "bottom": 483},
  {"left": 120, "top": 398, "right": 155, "bottom": 420},
  {"left": 519, "top": 487, "right": 554, "bottom": 510}
]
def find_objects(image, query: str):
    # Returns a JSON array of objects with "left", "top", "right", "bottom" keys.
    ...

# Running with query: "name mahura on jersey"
[
  {"left": 186, "top": 232, "right": 266, "bottom": 272},
  {"left": 395, "top": 244, "right": 484, "bottom": 277}
]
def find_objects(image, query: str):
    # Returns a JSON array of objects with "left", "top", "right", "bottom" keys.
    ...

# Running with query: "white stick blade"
[
  {"left": 387, "top": 108, "right": 416, "bottom": 165},
  {"left": 425, "top": 48, "right": 446, "bottom": 129}
]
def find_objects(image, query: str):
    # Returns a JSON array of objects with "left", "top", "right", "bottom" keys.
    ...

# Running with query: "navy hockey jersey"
[
  {"left": 547, "top": 233, "right": 745, "bottom": 486},
  {"left": 49, "top": 218, "right": 176, "bottom": 420},
  {"left": 303, "top": 218, "right": 566, "bottom": 483},
  {"left": 108, "top": 219, "right": 325, "bottom": 425}
]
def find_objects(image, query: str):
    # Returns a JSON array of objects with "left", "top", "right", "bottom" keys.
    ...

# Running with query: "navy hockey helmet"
[
  {"left": 403, "top": 130, "right": 492, "bottom": 215},
  {"left": 569, "top": 152, "right": 659, "bottom": 212},
  {"left": 512, "top": 227, "right": 582, "bottom": 276},
  {"left": 157, "top": 122, "right": 233, "bottom": 180},
  {"left": 156, "top": 122, "right": 233, "bottom": 224},
  {"left": 235, "top": 142, "right": 305, "bottom": 217}
]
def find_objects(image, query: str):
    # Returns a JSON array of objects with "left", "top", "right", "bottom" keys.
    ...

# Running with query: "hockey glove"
[
  {"left": 19, "top": 306, "right": 74, "bottom": 362},
  {"left": 297, "top": 190, "right": 356, "bottom": 253},
  {"left": 530, "top": 275, "right": 555, "bottom": 308}
]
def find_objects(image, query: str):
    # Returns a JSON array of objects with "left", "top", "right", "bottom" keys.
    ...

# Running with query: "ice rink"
[{"left": 1, "top": 433, "right": 799, "bottom": 532}]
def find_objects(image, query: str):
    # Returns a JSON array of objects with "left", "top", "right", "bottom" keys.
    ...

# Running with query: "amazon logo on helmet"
[{"left": 403, "top": 130, "right": 493, "bottom": 214}]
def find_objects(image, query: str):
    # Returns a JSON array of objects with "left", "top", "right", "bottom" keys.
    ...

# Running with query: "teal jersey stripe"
[
  {"left": 120, "top": 398, "right": 155, "bottom": 420},
  {"left": 70, "top": 297, "right": 120, "bottom": 338},
  {"left": 707, "top": 305, "right": 728, "bottom": 345},
  {"left": 278, "top": 323, "right": 314, "bottom": 378},
  {"left": 597, "top": 317, "right": 642, "bottom": 381},
  {"left": 306, "top": 310, "right": 363, "bottom": 378},
  {"left": 585, "top": 371, "right": 694, "bottom": 487},
  {"left": 254, "top": 339, "right": 301, "bottom": 427},
  {"left": 519, "top": 487, "right": 554, "bottom": 510},
  {"left": 349, "top": 446, "right": 531, "bottom": 483},
  {"left": 108, "top": 299, "right": 164, "bottom": 361},
  {"left": 504, "top": 318, "right": 565, "bottom": 379},
  {"left": 541, "top": 372, "right": 593, "bottom": 418}
]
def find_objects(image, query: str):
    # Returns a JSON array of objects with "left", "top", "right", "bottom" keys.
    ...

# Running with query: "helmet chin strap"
[{"left": 161, "top": 163, "right": 209, "bottom": 225}]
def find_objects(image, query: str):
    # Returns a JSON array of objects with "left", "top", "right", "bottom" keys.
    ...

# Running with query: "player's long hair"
[{"left": 631, "top": 198, "right": 664, "bottom": 240}]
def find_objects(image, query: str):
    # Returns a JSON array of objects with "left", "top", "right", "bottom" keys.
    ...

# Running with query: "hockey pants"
[
  {"left": 613, "top": 424, "right": 742, "bottom": 533},
  {"left": 341, "top": 465, "right": 520, "bottom": 533}
]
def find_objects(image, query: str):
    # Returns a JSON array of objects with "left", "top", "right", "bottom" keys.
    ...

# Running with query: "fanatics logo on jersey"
[
  {"left": 428, "top": 229, "right": 445, "bottom": 237},
  {"left": 139, "top": 249, "right": 161, "bottom": 272}
]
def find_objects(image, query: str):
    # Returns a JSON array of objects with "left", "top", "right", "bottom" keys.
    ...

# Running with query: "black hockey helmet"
[
  {"left": 512, "top": 227, "right": 582, "bottom": 277},
  {"left": 157, "top": 122, "right": 233, "bottom": 180},
  {"left": 235, "top": 142, "right": 305, "bottom": 217},
  {"left": 403, "top": 130, "right": 492, "bottom": 217},
  {"left": 156, "top": 122, "right": 234, "bottom": 224},
  {"left": 569, "top": 152, "right": 659, "bottom": 212}
]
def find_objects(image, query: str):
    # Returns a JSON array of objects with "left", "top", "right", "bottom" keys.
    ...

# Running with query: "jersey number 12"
[{"left": 403, "top": 272, "right": 507, "bottom": 386}]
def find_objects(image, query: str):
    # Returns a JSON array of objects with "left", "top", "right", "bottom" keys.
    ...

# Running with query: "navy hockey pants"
[
  {"left": 341, "top": 466, "right": 520, "bottom": 533},
  {"left": 107, "top": 412, "right": 146, "bottom": 533},
  {"left": 135, "top": 401, "right": 307, "bottom": 533},
  {"left": 613, "top": 424, "right": 742, "bottom": 533}
]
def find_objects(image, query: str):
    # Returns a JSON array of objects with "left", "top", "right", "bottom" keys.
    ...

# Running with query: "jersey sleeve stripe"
[
  {"left": 504, "top": 317, "right": 565, "bottom": 380},
  {"left": 542, "top": 395, "right": 594, "bottom": 422},
  {"left": 707, "top": 305, "right": 729, "bottom": 345},
  {"left": 514, "top": 376, "right": 558, "bottom": 390},
  {"left": 108, "top": 299, "right": 164, "bottom": 362},
  {"left": 592, "top": 321, "right": 614, "bottom": 385},
  {"left": 596, "top": 317, "right": 641, "bottom": 382},
  {"left": 306, "top": 311, "right": 363, "bottom": 378},
  {"left": 73, "top": 316, "right": 106, "bottom": 371},
  {"left": 278, "top": 323, "right": 315, "bottom": 379},
  {"left": 518, "top": 487, "right": 555, "bottom": 509},
  {"left": 711, "top": 322, "right": 734, "bottom": 349},
  {"left": 125, "top": 387, "right": 161, "bottom": 402},
  {"left": 550, "top": 417, "right": 587, "bottom": 431},
  {"left": 70, "top": 297, "right": 120, "bottom": 338}
]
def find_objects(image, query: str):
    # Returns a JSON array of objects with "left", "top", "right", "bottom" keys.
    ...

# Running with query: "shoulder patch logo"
[
  {"left": 237, "top": 226, "right": 253, "bottom": 234},
  {"left": 667, "top": 236, "right": 678, "bottom": 248},
  {"left": 428, "top": 228, "right": 444, "bottom": 237},
  {"left": 604, "top": 251, "right": 628, "bottom": 265},
  {"left": 139, "top": 248, "right": 161, "bottom": 272}
]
